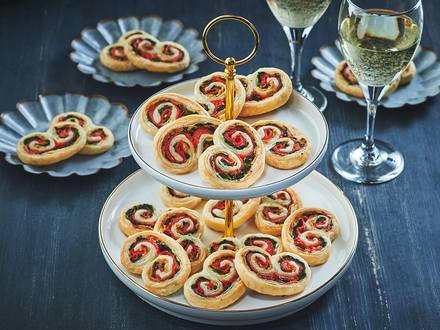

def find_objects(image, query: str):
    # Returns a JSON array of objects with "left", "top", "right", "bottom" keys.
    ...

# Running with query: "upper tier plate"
[
  {"left": 70, "top": 15, "right": 206, "bottom": 87},
  {"left": 128, "top": 79, "right": 329, "bottom": 200},
  {"left": 311, "top": 41, "right": 440, "bottom": 108}
]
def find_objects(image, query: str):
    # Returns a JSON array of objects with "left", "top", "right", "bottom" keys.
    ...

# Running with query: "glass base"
[
  {"left": 330, "top": 139, "right": 404, "bottom": 184},
  {"left": 296, "top": 85, "right": 327, "bottom": 112}
]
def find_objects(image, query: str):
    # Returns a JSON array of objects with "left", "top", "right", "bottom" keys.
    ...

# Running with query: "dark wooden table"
[{"left": 1, "top": 0, "right": 439, "bottom": 329}]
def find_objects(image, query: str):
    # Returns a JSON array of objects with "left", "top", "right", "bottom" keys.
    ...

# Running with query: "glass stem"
[{"left": 283, "top": 26, "right": 313, "bottom": 96}]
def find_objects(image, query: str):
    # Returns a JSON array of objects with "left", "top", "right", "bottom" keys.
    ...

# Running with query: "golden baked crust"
[
  {"left": 118, "top": 203, "right": 173, "bottom": 236},
  {"left": 202, "top": 198, "right": 260, "bottom": 232},
  {"left": 255, "top": 187, "right": 302, "bottom": 236},
  {"left": 120, "top": 231, "right": 191, "bottom": 296},
  {"left": 100, "top": 43, "right": 138, "bottom": 72},
  {"left": 159, "top": 184, "right": 202, "bottom": 209},
  {"left": 117, "top": 30, "right": 152, "bottom": 44},
  {"left": 399, "top": 61, "right": 416, "bottom": 85},
  {"left": 237, "top": 67, "right": 293, "bottom": 117},
  {"left": 16, "top": 122, "right": 86, "bottom": 166},
  {"left": 205, "top": 237, "right": 242, "bottom": 255},
  {"left": 153, "top": 115, "right": 222, "bottom": 174},
  {"left": 240, "top": 233, "right": 283, "bottom": 255},
  {"left": 193, "top": 72, "right": 246, "bottom": 121},
  {"left": 176, "top": 236, "right": 206, "bottom": 274},
  {"left": 252, "top": 120, "right": 311, "bottom": 169},
  {"left": 153, "top": 207, "right": 204, "bottom": 240},
  {"left": 78, "top": 126, "right": 114, "bottom": 155},
  {"left": 139, "top": 93, "right": 209, "bottom": 136},
  {"left": 124, "top": 34, "right": 190, "bottom": 73},
  {"left": 281, "top": 207, "right": 338, "bottom": 266},
  {"left": 198, "top": 120, "right": 265, "bottom": 189},
  {"left": 234, "top": 246, "right": 311, "bottom": 296},
  {"left": 184, "top": 250, "right": 246, "bottom": 309}
]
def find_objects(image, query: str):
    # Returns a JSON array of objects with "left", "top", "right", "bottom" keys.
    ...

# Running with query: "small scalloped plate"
[
  {"left": 0, "top": 92, "right": 132, "bottom": 177},
  {"left": 70, "top": 15, "right": 206, "bottom": 87},
  {"left": 311, "top": 41, "right": 440, "bottom": 108}
]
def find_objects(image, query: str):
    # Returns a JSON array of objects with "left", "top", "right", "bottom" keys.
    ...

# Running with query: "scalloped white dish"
[
  {"left": 99, "top": 169, "right": 358, "bottom": 325},
  {"left": 0, "top": 92, "right": 132, "bottom": 176},
  {"left": 311, "top": 41, "right": 440, "bottom": 108},
  {"left": 128, "top": 79, "right": 329, "bottom": 200},
  {"left": 70, "top": 15, "right": 206, "bottom": 87}
]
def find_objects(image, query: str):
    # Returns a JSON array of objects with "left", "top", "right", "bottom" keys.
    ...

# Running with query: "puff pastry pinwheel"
[
  {"left": 117, "top": 29, "right": 151, "bottom": 44},
  {"left": 100, "top": 43, "right": 138, "bottom": 72},
  {"left": 193, "top": 72, "right": 246, "bottom": 121},
  {"left": 202, "top": 198, "right": 260, "bottom": 232},
  {"left": 159, "top": 184, "right": 202, "bottom": 209},
  {"left": 237, "top": 67, "right": 292, "bottom": 117},
  {"left": 198, "top": 120, "right": 266, "bottom": 189},
  {"left": 184, "top": 250, "right": 246, "bottom": 309},
  {"left": 139, "top": 93, "right": 209, "bottom": 136},
  {"left": 16, "top": 122, "right": 86, "bottom": 166},
  {"left": 252, "top": 120, "right": 311, "bottom": 169},
  {"left": 120, "top": 231, "right": 191, "bottom": 296},
  {"left": 176, "top": 236, "right": 207, "bottom": 273},
  {"left": 206, "top": 237, "right": 242, "bottom": 255},
  {"left": 153, "top": 115, "right": 222, "bottom": 174},
  {"left": 124, "top": 33, "right": 190, "bottom": 73},
  {"left": 255, "top": 187, "right": 303, "bottom": 236},
  {"left": 118, "top": 203, "right": 173, "bottom": 236},
  {"left": 153, "top": 207, "right": 204, "bottom": 240},
  {"left": 51, "top": 112, "right": 114, "bottom": 155},
  {"left": 281, "top": 207, "right": 339, "bottom": 266},
  {"left": 234, "top": 246, "right": 311, "bottom": 296},
  {"left": 240, "top": 233, "right": 283, "bottom": 256}
]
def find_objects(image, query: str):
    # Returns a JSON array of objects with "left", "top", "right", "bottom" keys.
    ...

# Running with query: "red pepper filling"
[
  {"left": 149, "top": 251, "right": 180, "bottom": 281},
  {"left": 24, "top": 127, "right": 79, "bottom": 154},
  {"left": 109, "top": 45, "right": 128, "bottom": 61},
  {"left": 161, "top": 214, "right": 199, "bottom": 239},
  {"left": 129, "top": 238, "right": 160, "bottom": 262},
  {"left": 262, "top": 205, "right": 289, "bottom": 224},
  {"left": 342, "top": 64, "right": 358, "bottom": 85},
  {"left": 180, "top": 241, "right": 199, "bottom": 260},
  {"left": 245, "top": 252, "right": 300, "bottom": 283}
]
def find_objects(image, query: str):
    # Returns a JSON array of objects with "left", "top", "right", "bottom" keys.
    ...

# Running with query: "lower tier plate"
[{"left": 99, "top": 169, "right": 358, "bottom": 325}]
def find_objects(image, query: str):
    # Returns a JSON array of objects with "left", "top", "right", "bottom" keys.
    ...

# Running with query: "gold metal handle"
[{"left": 202, "top": 15, "right": 259, "bottom": 238}]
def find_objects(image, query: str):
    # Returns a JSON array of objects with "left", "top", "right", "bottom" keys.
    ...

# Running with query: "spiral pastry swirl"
[
  {"left": 153, "top": 115, "right": 222, "bottom": 174},
  {"left": 124, "top": 34, "right": 190, "bottom": 73},
  {"left": 282, "top": 207, "right": 338, "bottom": 266},
  {"left": 255, "top": 187, "right": 303, "bottom": 235},
  {"left": 100, "top": 43, "right": 138, "bottom": 72},
  {"left": 202, "top": 197, "right": 260, "bottom": 232},
  {"left": 176, "top": 236, "right": 207, "bottom": 273},
  {"left": 237, "top": 67, "right": 292, "bottom": 117},
  {"left": 206, "top": 237, "right": 242, "bottom": 255},
  {"left": 240, "top": 233, "right": 283, "bottom": 256},
  {"left": 198, "top": 120, "right": 265, "bottom": 189},
  {"left": 184, "top": 250, "right": 246, "bottom": 309},
  {"left": 118, "top": 203, "right": 173, "bottom": 236},
  {"left": 139, "top": 93, "right": 210, "bottom": 136},
  {"left": 153, "top": 207, "right": 204, "bottom": 240},
  {"left": 193, "top": 72, "right": 246, "bottom": 121},
  {"left": 252, "top": 120, "right": 311, "bottom": 169},
  {"left": 159, "top": 184, "right": 202, "bottom": 209},
  {"left": 16, "top": 122, "right": 86, "bottom": 166},
  {"left": 234, "top": 246, "right": 311, "bottom": 296}
]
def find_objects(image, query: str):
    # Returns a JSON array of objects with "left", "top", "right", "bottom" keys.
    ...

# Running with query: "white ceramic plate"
[
  {"left": 99, "top": 169, "right": 358, "bottom": 325},
  {"left": 311, "top": 41, "right": 440, "bottom": 108},
  {"left": 128, "top": 79, "right": 329, "bottom": 200}
]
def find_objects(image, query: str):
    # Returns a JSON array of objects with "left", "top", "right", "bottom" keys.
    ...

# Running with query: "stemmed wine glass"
[
  {"left": 266, "top": 0, "right": 332, "bottom": 112},
  {"left": 331, "top": 0, "right": 423, "bottom": 184}
]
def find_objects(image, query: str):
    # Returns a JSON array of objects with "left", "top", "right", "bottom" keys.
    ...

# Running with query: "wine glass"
[
  {"left": 266, "top": 0, "right": 332, "bottom": 112},
  {"left": 331, "top": 0, "right": 423, "bottom": 184}
]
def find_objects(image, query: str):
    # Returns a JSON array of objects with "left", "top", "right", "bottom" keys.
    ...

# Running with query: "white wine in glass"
[
  {"left": 331, "top": 0, "right": 423, "bottom": 183},
  {"left": 266, "top": 0, "right": 331, "bottom": 112}
]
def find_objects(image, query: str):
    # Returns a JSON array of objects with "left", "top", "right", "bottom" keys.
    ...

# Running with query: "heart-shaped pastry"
[
  {"left": 281, "top": 207, "right": 338, "bottom": 266},
  {"left": 193, "top": 72, "right": 246, "bottom": 121},
  {"left": 237, "top": 67, "right": 292, "bottom": 117},
  {"left": 153, "top": 207, "right": 204, "bottom": 240},
  {"left": 198, "top": 120, "right": 265, "bottom": 189},
  {"left": 159, "top": 184, "right": 202, "bottom": 209},
  {"left": 202, "top": 197, "right": 261, "bottom": 232},
  {"left": 16, "top": 121, "right": 86, "bottom": 166},
  {"left": 139, "top": 93, "right": 209, "bottom": 136},
  {"left": 120, "top": 231, "right": 190, "bottom": 296},
  {"left": 153, "top": 115, "right": 222, "bottom": 174},
  {"left": 240, "top": 233, "right": 283, "bottom": 256},
  {"left": 124, "top": 34, "right": 190, "bottom": 73},
  {"left": 50, "top": 112, "right": 114, "bottom": 155},
  {"left": 252, "top": 120, "right": 311, "bottom": 169},
  {"left": 176, "top": 236, "right": 206, "bottom": 273},
  {"left": 184, "top": 250, "right": 246, "bottom": 309},
  {"left": 118, "top": 203, "right": 173, "bottom": 236},
  {"left": 235, "top": 246, "right": 311, "bottom": 296},
  {"left": 255, "top": 186, "right": 302, "bottom": 236},
  {"left": 206, "top": 237, "right": 242, "bottom": 255}
]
